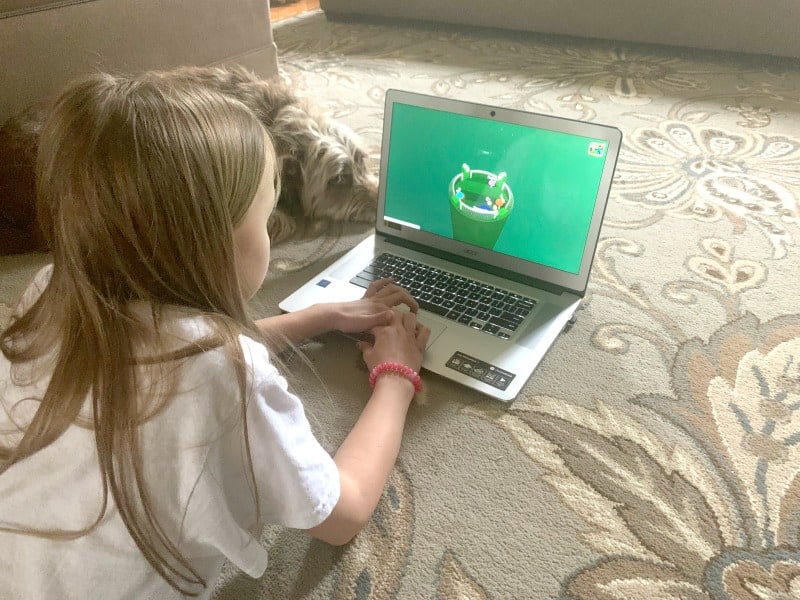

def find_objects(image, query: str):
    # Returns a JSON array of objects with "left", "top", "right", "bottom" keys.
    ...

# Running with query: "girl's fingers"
[
  {"left": 401, "top": 310, "right": 418, "bottom": 332},
  {"left": 364, "top": 277, "right": 395, "bottom": 297},
  {"left": 378, "top": 291, "right": 418, "bottom": 312},
  {"left": 416, "top": 325, "right": 431, "bottom": 349},
  {"left": 369, "top": 281, "right": 419, "bottom": 312}
]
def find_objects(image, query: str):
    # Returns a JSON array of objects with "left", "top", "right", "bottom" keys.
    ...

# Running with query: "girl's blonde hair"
[{"left": 0, "top": 71, "right": 277, "bottom": 595}]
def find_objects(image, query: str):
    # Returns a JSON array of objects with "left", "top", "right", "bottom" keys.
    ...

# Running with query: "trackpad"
[
  {"left": 396, "top": 305, "right": 447, "bottom": 349},
  {"left": 416, "top": 313, "right": 447, "bottom": 349}
]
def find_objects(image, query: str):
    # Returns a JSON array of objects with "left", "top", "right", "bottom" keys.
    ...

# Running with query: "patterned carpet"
[{"left": 3, "top": 9, "right": 800, "bottom": 600}]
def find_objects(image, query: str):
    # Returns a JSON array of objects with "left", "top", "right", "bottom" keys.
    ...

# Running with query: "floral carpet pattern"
[{"left": 2, "top": 10, "right": 799, "bottom": 600}]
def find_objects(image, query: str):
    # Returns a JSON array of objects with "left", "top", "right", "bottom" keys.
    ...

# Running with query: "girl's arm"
[
  {"left": 308, "top": 375, "right": 414, "bottom": 545},
  {"left": 254, "top": 303, "right": 332, "bottom": 352},
  {"left": 307, "top": 310, "right": 428, "bottom": 545}
]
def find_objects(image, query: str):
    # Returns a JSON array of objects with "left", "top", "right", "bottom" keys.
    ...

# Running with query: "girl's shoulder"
[
  {"left": 164, "top": 308, "right": 282, "bottom": 389},
  {"left": 128, "top": 303, "right": 276, "bottom": 393},
  {"left": 135, "top": 317, "right": 279, "bottom": 444}
]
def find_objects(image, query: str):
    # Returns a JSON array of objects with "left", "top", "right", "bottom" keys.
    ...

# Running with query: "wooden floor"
[{"left": 270, "top": 0, "right": 320, "bottom": 23}]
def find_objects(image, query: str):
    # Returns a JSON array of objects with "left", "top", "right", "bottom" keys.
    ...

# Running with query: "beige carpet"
[{"left": 4, "top": 10, "right": 800, "bottom": 599}]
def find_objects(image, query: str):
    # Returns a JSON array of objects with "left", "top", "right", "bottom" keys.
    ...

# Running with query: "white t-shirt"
[{"left": 0, "top": 267, "right": 340, "bottom": 599}]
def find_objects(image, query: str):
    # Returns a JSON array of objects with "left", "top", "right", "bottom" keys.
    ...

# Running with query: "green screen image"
[
  {"left": 448, "top": 165, "right": 514, "bottom": 249},
  {"left": 384, "top": 103, "right": 609, "bottom": 274}
]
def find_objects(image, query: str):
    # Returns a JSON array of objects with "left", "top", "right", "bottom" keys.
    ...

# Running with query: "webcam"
[{"left": 490, "top": 110, "right": 496, "bottom": 117}]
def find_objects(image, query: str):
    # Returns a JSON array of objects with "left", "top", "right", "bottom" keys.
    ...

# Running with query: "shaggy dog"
[{"left": 0, "top": 65, "right": 378, "bottom": 255}]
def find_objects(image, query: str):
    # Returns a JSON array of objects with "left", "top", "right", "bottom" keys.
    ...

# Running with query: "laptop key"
[
  {"left": 489, "top": 316, "right": 520, "bottom": 331},
  {"left": 499, "top": 311, "right": 525, "bottom": 324},
  {"left": 482, "top": 323, "right": 500, "bottom": 335},
  {"left": 417, "top": 300, "right": 449, "bottom": 316},
  {"left": 350, "top": 276, "right": 373, "bottom": 289}
]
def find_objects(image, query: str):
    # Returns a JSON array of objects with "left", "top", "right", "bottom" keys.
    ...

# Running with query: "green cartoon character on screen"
[{"left": 448, "top": 163, "right": 514, "bottom": 249}]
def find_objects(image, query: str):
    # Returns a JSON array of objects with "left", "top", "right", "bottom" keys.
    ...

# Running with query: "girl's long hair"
[{"left": 0, "top": 71, "right": 276, "bottom": 596}]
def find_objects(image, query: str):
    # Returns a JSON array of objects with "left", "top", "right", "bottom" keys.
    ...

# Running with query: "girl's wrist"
[
  {"left": 369, "top": 361, "right": 423, "bottom": 395},
  {"left": 370, "top": 373, "right": 416, "bottom": 405}
]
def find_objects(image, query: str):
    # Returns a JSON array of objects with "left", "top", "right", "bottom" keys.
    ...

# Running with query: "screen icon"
[{"left": 588, "top": 142, "right": 607, "bottom": 158}]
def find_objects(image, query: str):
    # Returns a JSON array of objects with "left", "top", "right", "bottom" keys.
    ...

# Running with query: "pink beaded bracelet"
[{"left": 369, "top": 361, "right": 423, "bottom": 394}]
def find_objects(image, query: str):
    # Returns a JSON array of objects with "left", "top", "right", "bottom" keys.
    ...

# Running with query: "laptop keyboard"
[{"left": 350, "top": 253, "right": 537, "bottom": 339}]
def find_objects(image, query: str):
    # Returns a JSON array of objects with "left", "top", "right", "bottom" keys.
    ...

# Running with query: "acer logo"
[{"left": 463, "top": 249, "right": 479, "bottom": 256}]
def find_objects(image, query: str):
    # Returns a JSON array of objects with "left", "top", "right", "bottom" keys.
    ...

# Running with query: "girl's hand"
[
  {"left": 329, "top": 277, "right": 419, "bottom": 334},
  {"left": 356, "top": 309, "right": 430, "bottom": 373}
]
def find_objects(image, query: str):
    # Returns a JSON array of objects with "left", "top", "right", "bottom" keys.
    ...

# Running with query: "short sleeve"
[
  {"left": 241, "top": 340, "right": 341, "bottom": 530},
  {"left": 14, "top": 265, "right": 53, "bottom": 316},
  {"left": 176, "top": 336, "right": 341, "bottom": 578}
]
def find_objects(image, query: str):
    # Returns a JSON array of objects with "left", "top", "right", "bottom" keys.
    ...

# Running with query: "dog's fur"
[
  {"left": 0, "top": 66, "right": 378, "bottom": 255},
  {"left": 0, "top": 105, "right": 46, "bottom": 254}
]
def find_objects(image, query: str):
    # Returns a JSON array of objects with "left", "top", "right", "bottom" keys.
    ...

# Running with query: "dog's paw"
[{"left": 267, "top": 209, "right": 297, "bottom": 244}]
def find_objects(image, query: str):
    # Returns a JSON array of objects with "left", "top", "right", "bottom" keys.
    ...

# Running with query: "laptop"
[{"left": 279, "top": 89, "right": 622, "bottom": 401}]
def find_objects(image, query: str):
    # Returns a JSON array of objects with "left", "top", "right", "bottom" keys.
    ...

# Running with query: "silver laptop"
[{"left": 279, "top": 89, "right": 622, "bottom": 401}]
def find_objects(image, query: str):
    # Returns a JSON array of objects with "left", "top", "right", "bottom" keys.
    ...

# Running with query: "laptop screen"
[{"left": 381, "top": 102, "right": 611, "bottom": 276}]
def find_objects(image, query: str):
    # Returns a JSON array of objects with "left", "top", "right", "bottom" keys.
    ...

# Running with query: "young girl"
[{"left": 0, "top": 71, "right": 429, "bottom": 599}]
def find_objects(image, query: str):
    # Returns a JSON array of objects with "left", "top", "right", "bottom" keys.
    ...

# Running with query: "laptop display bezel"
[{"left": 375, "top": 89, "right": 622, "bottom": 296}]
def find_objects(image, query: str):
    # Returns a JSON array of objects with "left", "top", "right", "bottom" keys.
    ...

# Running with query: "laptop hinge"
[{"left": 379, "top": 233, "right": 583, "bottom": 297}]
